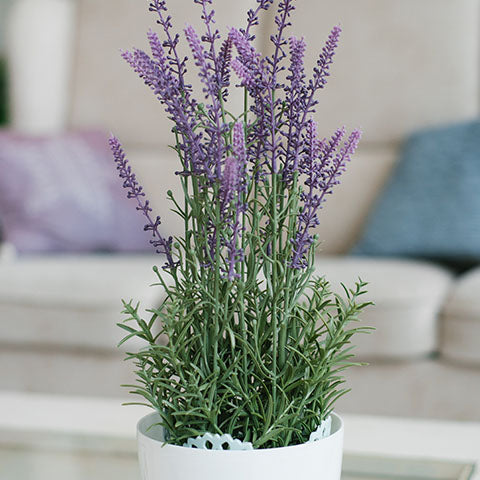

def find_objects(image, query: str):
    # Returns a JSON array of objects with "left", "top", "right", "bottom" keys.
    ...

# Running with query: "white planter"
[
  {"left": 137, "top": 412, "right": 344, "bottom": 480},
  {"left": 6, "top": 0, "right": 76, "bottom": 134}
]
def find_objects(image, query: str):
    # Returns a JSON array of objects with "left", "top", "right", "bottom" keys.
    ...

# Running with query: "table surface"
[{"left": 0, "top": 391, "right": 479, "bottom": 479}]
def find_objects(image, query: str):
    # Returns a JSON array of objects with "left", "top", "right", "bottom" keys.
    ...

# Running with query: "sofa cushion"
[
  {"left": 441, "top": 267, "right": 480, "bottom": 365},
  {"left": 0, "top": 254, "right": 453, "bottom": 360},
  {"left": 315, "top": 256, "right": 453, "bottom": 360},
  {"left": 0, "top": 255, "right": 166, "bottom": 351},
  {"left": 352, "top": 121, "right": 480, "bottom": 264},
  {"left": 0, "top": 130, "right": 155, "bottom": 254}
]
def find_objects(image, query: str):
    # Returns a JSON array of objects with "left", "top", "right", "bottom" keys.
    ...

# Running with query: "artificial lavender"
[
  {"left": 109, "top": 136, "right": 175, "bottom": 269},
  {"left": 114, "top": 0, "right": 368, "bottom": 449}
]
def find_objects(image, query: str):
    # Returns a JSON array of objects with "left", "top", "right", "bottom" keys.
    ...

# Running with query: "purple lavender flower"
[
  {"left": 232, "top": 122, "right": 247, "bottom": 195},
  {"left": 148, "top": 1, "right": 188, "bottom": 89},
  {"left": 114, "top": 0, "right": 360, "bottom": 278},
  {"left": 218, "top": 37, "right": 233, "bottom": 95},
  {"left": 298, "top": 120, "right": 324, "bottom": 178},
  {"left": 193, "top": 1, "right": 221, "bottom": 80},
  {"left": 245, "top": 0, "right": 275, "bottom": 39},
  {"left": 302, "top": 127, "right": 345, "bottom": 190},
  {"left": 282, "top": 35, "right": 307, "bottom": 184},
  {"left": 109, "top": 136, "right": 176, "bottom": 270},
  {"left": 219, "top": 123, "right": 248, "bottom": 281},
  {"left": 290, "top": 195, "right": 322, "bottom": 269},
  {"left": 211, "top": 155, "right": 243, "bottom": 281},
  {"left": 328, "top": 129, "right": 362, "bottom": 192},
  {"left": 229, "top": 28, "right": 270, "bottom": 177},
  {"left": 122, "top": 38, "right": 212, "bottom": 181},
  {"left": 220, "top": 156, "right": 240, "bottom": 209},
  {"left": 288, "top": 36, "right": 307, "bottom": 93},
  {"left": 184, "top": 24, "right": 217, "bottom": 100},
  {"left": 229, "top": 28, "right": 266, "bottom": 90},
  {"left": 229, "top": 28, "right": 260, "bottom": 66},
  {"left": 282, "top": 26, "right": 342, "bottom": 187},
  {"left": 312, "top": 25, "right": 342, "bottom": 92},
  {"left": 184, "top": 22, "right": 227, "bottom": 181},
  {"left": 300, "top": 25, "right": 342, "bottom": 122},
  {"left": 291, "top": 127, "right": 362, "bottom": 269},
  {"left": 231, "top": 59, "right": 256, "bottom": 89},
  {"left": 263, "top": 0, "right": 297, "bottom": 174},
  {"left": 220, "top": 156, "right": 243, "bottom": 282},
  {"left": 269, "top": 0, "right": 296, "bottom": 77}
]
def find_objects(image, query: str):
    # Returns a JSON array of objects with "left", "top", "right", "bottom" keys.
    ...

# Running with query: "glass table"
[
  {"left": 0, "top": 392, "right": 478, "bottom": 480},
  {"left": 343, "top": 455, "right": 475, "bottom": 480},
  {"left": 1, "top": 440, "right": 475, "bottom": 480}
]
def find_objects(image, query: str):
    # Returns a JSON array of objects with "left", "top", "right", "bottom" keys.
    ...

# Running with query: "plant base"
[{"left": 137, "top": 412, "right": 344, "bottom": 480}]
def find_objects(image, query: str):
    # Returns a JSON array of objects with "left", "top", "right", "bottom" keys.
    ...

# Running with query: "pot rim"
[{"left": 137, "top": 411, "right": 343, "bottom": 454}]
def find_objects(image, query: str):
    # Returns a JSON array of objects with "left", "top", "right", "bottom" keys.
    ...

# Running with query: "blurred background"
[{"left": 0, "top": 0, "right": 479, "bottom": 423}]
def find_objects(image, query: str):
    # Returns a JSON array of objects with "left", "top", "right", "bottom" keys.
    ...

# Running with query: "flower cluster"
[
  {"left": 114, "top": 0, "right": 368, "bottom": 450},
  {"left": 109, "top": 136, "right": 175, "bottom": 269},
  {"left": 112, "top": 0, "right": 361, "bottom": 276}
]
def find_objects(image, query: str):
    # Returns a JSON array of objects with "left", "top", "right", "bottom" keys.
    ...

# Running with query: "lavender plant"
[{"left": 111, "top": 0, "right": 371, "bottom": 449}]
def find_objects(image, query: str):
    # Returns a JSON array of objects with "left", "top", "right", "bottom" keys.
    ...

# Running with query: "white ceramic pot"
[
  {"left": 6, "top": 0, "right": 76, "bottom": 134},
  {"left": 137, "top": 412, "right": 344, "bottom": 480}
]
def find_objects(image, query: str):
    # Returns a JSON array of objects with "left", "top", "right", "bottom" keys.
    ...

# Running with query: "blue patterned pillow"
[{"left": 353, "top": 120, "right": 480, "bottom": 263}]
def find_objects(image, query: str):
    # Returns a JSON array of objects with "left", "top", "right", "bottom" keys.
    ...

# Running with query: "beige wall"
[
  {"left": 267, "top": 0, "right": 480, "bottom": 145},
  {"left": 71, "top": 0, "right": 480, "bottom": 146}
]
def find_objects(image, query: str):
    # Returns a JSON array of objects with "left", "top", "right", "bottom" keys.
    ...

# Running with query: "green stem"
[
  {"left": 271, "top": 171, "right": 278, "bottom": 407},
  {"left": 279, "top": 171, "right": 299, "bottom": 368},
  {"left": 239, "top": 88, "right": 249, "bottom": 392}
]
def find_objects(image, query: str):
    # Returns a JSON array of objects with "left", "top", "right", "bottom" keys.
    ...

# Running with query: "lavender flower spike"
[
  {"left": 229, "top": 27, "right": 266, "bottom": 89},
  {"left": 245, "top": 0, "right": 275, "bottom": 38},
  {"left": 218, "top": 36, "right": 233, "bottom": 92},
  {"left": 232, "top": 121, "right": 247, "bottom": 193},
  {"left": 219, "top": 154, "right": 244, "bottom": 282},
  {"left": 311, "top": 25, "right": 342, "bottom": 92},
  {"left": 184, "top": 24, "right": 216, "bottom": 99},
  {"left": 288, "top": 36, "right": 307, "bottom": 92},
  {"left": 233, "top": 123, "right": 245, "bottom": 159},
  {"left": 231, "top": 59, "right": 255, "bottom": 89},
  {"left": 109, "top": 135, "right": 176, "bottom": 270},
  {"left": 220, "top": 156, "right": 240, "bottom": 209},
  {"left": 229, "top": 28, "right": 260, "bottom": 66},
  {"left": 290, "top": 126, "right": 361, "bottom": 269}
]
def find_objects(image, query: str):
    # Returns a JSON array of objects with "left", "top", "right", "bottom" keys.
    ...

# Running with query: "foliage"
[{"left": 111, "top": 0, "right": 371, "bottom": 448}]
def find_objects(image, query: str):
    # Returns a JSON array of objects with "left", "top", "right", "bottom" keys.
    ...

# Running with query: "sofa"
[{"left": 1, "top": 0, "right": 480, "bottom": 421}]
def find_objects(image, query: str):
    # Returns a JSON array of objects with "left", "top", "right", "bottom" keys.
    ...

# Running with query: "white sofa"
[{"left": 2, "top": 0, "right": 480, "bottom": 420}]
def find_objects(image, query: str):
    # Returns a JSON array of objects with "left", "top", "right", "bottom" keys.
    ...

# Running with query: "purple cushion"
[{"left": 0, "top": 130, "right": 153, "bottom": 253}]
